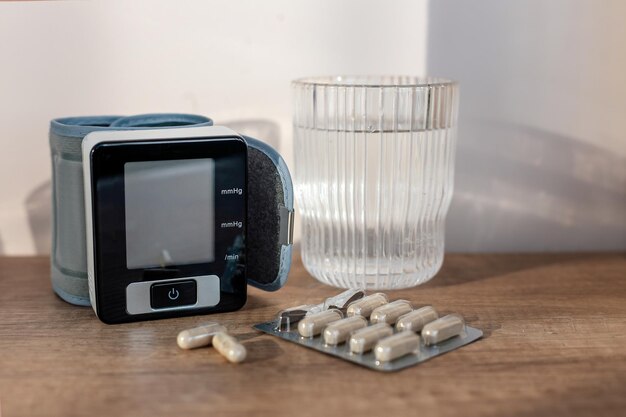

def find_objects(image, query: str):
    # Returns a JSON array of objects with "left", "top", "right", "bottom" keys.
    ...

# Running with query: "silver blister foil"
[{"left": 253, "top": 319, "right": 482, "bottom": 372}]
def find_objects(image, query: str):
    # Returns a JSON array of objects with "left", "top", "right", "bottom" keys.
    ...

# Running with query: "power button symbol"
[
  {"left": 168, "top": 288, "right": 180, "bottom": 300},
  {"left": 150, "top": 280, "right": 197, "bottom": 309}
]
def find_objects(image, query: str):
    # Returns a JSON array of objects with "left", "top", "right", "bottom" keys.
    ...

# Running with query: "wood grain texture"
[{"left": 0, "top": 253, "right": 625, "bottom": 417}]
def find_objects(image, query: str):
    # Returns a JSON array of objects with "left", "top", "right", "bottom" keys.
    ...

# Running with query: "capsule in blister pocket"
[
  {"left": 422, "top": 314, "right": 465, "bottom": 346},
  {"left": 349, "top": 322, "right": 394, "bottom": 354},
  {"left": 370, "top": 300, "right": 413, "bottom": 325},
  {"left": 323, "top": 316, "right": 368, "bottom": 345},
  {"left": 374, "top": 331, "right": 420, "bottom": 362},
  {"left": 346, "top": 293, "right": 388, "bottom": 318},
  {"left": 298, "top": 309, "right": 343, "bottom": 337},
  {"left": 396, "top": 306, "right": 439, "bottom": 332}
]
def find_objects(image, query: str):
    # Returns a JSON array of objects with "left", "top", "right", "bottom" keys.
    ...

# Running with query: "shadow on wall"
[
  {"left": 23, "top": 119, "right": 281, "bottom": 255},
  {"left": 428, "top": 0, "right": 626, "bottom": 251},
  {"left": 25, "top": 180, "right": 51, "bottom": 255},
  {"left": 447, "top": 121, "right": 626, "bottom": 251}
]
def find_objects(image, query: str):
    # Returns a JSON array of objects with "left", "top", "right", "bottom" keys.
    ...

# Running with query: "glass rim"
[{"left": 292, "top": 75, "right": 457, "bottom": 88}]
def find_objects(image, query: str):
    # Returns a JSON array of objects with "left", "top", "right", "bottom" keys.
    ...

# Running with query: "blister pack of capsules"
[{"left": 254, "top": 289, "right": 482, "bottom": 372}]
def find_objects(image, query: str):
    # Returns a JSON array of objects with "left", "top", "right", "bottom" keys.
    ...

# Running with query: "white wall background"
[
  {"left": 0, "top": 0, "right": 624, "bottom": 255},
  {"left": 428, "top": 0, "right": 626, "bottom": 251},
  {"left": 0, "top": 0, "right": 428, "bottom": 255}
]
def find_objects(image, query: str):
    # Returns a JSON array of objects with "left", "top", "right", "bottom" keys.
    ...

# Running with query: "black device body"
[{"left": 89, "top": 136, "right": 247, "bottom": 324}]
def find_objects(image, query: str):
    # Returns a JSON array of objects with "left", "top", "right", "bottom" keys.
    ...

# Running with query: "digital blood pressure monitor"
[{"left": 49, "top": 115, "right": 293, "bottom": 324}]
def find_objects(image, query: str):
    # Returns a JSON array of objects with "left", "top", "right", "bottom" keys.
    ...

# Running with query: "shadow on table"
[
  {"left": 237, "top": 334, "right": 284, "bottom": 363},
  {"left": 424, "top": 253, "right": 587, "bottom": 289},
  {"left": 245, "top": 293, "right": 278, "bottom": 311}
]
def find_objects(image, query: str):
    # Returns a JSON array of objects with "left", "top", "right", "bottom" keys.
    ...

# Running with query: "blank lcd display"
[{"left": 124, "top": 158, "right": 215, "bottom": 269}]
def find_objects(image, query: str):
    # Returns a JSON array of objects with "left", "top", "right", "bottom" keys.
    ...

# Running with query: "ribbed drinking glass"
[{"left": 293, "top": 76, "right": 459, "bottom": 289}]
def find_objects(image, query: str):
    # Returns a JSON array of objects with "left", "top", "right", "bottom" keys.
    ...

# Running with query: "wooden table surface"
[{"left": 1, "top": 253, "right": 625, "bottom": 417}]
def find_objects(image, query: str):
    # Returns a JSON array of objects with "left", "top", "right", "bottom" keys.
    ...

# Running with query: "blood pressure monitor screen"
[{"left": 124, "top": 158, "right": 215, "bottom": 269}]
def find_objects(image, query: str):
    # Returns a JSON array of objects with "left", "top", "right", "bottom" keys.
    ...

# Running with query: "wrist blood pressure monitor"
[{"left": 50, "top": 114, "right": 294, "bottom": 324}]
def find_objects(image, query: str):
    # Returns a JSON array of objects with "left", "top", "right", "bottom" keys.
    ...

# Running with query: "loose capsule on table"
[
  {"left": 349, "top": 322, "right": 394, "bottom": 354},
  {"left": 177, "top": 322, "right": 227, "bottom": 349},
  {"left": 370, "top": 300, "right": 413, "bottom": 325},
  {"left": 298, "top": 309, "right": 343, "bottom": 337},
  {"left": 212, "top": 332, "right": 247, "bottom": 363},
  {"left": 396, "top": 306, "right": 439, "bottom": 332},
  {"left": 346, "top": 293, "right": 388, "bottom": 318},
  {"left": 374, "top": 331, "right": 421, "bottom": 362},
  {"left": 422, "top": 314, "right": 465, "bottom": 346},
  {"left": 323, "top": 316, "right": 368, "bottom": 346}
]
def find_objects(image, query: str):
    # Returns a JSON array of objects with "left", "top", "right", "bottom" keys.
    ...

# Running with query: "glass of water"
[{"left": 293, "top": 76, "right": 459, "bottom": 289}]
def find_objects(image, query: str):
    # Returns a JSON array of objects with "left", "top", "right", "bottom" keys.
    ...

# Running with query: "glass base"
[{"left": 301, "top": 252, "right": 444, "bottom": 290}]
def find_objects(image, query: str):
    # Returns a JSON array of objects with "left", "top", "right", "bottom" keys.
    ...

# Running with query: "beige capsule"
[
  {"left": 323, "top": 316, "right": 368, "bottom": 345},
  {"left": 396, "top": 306, "right": 439, "bottom": 332},
  {"left": 422, "top": 314, "right": 465, "bottom": 346},
  {"left": 370, "top": 300, "right": 413, "bottom": 325},
  {"left": 177, "top": 323, "right": 227, "bottom": 349},
  {"left": 212, "top": 332, "right": 247, "bottom": 363},
  {"left": 297, "top": 309, "right": 343, "bottom": 337},
  {"left": 346, "top": 293, "right": 388, "bottom": 318},
  {"left": 349, "top": 322, "right": 394, "bottom": 354},
  {"left": 374, "top": 331, "right": 421, "bottom": 362}
]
